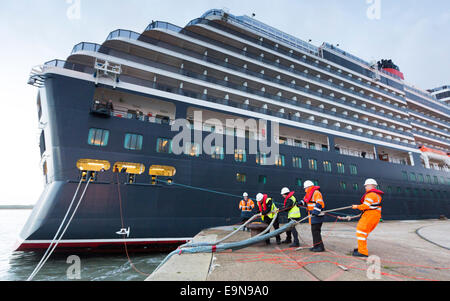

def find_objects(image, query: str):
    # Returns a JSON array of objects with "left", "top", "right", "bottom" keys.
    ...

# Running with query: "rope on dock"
[{"left": 151, "top": 205, "right": 354, "bottom": 275}]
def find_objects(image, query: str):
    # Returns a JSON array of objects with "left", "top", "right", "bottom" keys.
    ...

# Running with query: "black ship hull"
[{"left": 17, "top": 74, "right": 450, "bottom": 253}]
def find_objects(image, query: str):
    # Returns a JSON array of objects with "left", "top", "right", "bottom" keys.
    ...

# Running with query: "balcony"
[
  {"left": 46, "top": 59, "right": 417, "bottom": 149},
  {"left": 411, "top": 129, "right": 450, "bottom": 146},
  {"left": 106, "top": 24, "right": 408, "bottom": 112},
  {"left": 70, "top": 43, "right": 412, "bottom": 137},
  {"left": 409, "top": 109, "right": 450, "bottom": 129},
  {"left": 183, "top": 18, "right": 407, "bottom": 102},
  {"left": 96, "top": 32, "right": 411, "bottom": 122}
]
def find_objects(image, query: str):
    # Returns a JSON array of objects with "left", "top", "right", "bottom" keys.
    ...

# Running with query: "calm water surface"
[{"left": 0, "top": 209, "right": 166, "bottom": 281}]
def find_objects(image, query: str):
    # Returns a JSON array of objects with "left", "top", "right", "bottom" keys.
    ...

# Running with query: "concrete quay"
[{"left": 147, "top": 219, "right": 450, "bottom": 281}]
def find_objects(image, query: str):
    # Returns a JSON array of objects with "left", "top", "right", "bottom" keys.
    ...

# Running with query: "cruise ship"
[{"left": 19, "top": 9, "right": 450, "bottom": 252}]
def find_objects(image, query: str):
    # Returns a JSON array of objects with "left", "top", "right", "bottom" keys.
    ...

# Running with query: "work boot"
[
  {"left": 352, "top": 250, "right": 368, "bottom": 258},
  {"left": 310, "top": 246, "right": 325, "bottom": 253},
  {"left": 281, "top": 240, "right": 292, "bottom": 244},
  {"left": 289, "top": 242, "right": 300, "bottom": 248}
]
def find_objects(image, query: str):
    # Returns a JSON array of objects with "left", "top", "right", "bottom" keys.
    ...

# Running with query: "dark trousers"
[
  {"left": 240, "top": 215, "right": 251, "bottom": 231},
  {"left": 311, "top": 223, "right": 324, "bottom": 249},
  {"left": 286, "top": 218, "right": 300, "bottom": 244},
  {"left": 263, "top": 217, "right": 281, "bottom": 244}
]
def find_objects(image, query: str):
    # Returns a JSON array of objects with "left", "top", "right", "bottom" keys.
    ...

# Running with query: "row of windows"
[
  {"left": 88, "top": 129, "right": 144, "bottom": 151},
  {"left": 89, "top": 131, "right": 448, "bottom": 186},
  {"left": 402, "top": 171, "right": 449, "bottom": 186},
  {"left": 157, "top": 139, "right": 359, "bottom": 175},
  {"left": 236, "top": 173, "right": 449, "bottom": 198}
]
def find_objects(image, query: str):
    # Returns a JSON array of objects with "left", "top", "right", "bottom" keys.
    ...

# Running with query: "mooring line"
[{"left": 27, "top": 177, "right": 92, "bottom": 281}]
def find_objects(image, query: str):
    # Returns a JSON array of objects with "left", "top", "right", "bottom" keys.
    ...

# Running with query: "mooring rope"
[{"left": 27, "top": 177, "right": 92, "bottom": 281}]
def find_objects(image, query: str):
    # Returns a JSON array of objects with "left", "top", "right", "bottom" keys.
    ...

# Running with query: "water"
[{"left": 0, "top": 210, "right": 166, "bottom": 281}]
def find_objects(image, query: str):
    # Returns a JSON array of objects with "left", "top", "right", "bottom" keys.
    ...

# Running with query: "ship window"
[
  {"left": 425, "top": 175, "right": 431, "bottom": 184},
  {"left": 397, "top": 187, "right": 402, "bottom": 194},
  {"left": 337, "top": 163, "right": 345, "bottom": 174},
  {"left": 256, "top": 153, "right": 267, "bottom": 165},
  {"left": 236, "top": 173, "right": 247, "bottom": 183},
  {"left": 417, "top": 174, "right": 424, "bottom": 183},
  {"left": 409, "top": 173, "right": 417, "bottom": 182},
  {"left": 156, "top": 138, "right": 172, "bottom": 154},
  {"left": 185, "top": 142, "right": 200, "bottom": 157},
  {"left": 387, "top": 186, "right": 393, "bottom": 194},
  {"left": 309, "top": 142, "right": 316, "bottom": 150},
  {"left": 401, "top": 171, "right": 408, "bottom": 181},
  {"left": 439, "top": 177, "right": 445, "bottom": 185},
  {"left": 275, "top": 154, "right": 285, "bottom": 167},
  {"left": 149, "top": 165, "right": 176, "bottom": 177},
  {"left": 350, "top": 165, "right": 357, "bottom": 175},
  {"left": 124, "top": 134, "right": 143, "bottom": 151},
  {"left": 293, "top": 156, "right": 302, "bottom": 169},
  {"left": 323, "top": 161, "right": 332, "bottom": 173},
  {"left": 296, "top": 179, "right": 303, "bottom": 187},
  {"left": 258, "top": 175, "right": 267, "bottom": 185},
  {"left": 235, "top": 149, "right": 247, "bottom": 163},
  {"left": 414, "top": 189, "right": 419, "bottom": 197},
  {"left": 433, "top": 176, "right": 439, "bottom": 185},
  {"left": 211, "top": 146, "right": 224, "bottom": 160},
  {"left": 405, "top": 188, "right": 412, "bottom": 196},
  {"left": 308, "top": 159, "right": 318, "bottom": 171},
  {"left": 353, "top": 183, "right": 359, "bottom": 191},
  {"left": 88, "top": 128, "right": 110, "bottom": 147},
  {"left": 314, "top": 180, "right": 319, "bottom": 186},
  {"left": 423, "top": 189, "right": 428, "bottom": 196},
  {"left": 113, "top": 162, "right": 145, "bottom": 175},
  {"left": 340, "top": 181, "right": 347, "bottom": 190}
]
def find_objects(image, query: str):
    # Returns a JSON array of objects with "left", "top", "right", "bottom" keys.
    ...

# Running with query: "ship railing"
[
  {"left": 46, "top": 59, "right": 416, "bottom": 149},
  {"left": 410, "top": 119, "right": 450, "bottom": 137},
  {"left": 185, "top": 19, "right": 407, "bottom": 105},
  {"left": 411, "top": 129, "right": 450, "bottom": 145},
  {"left": 406, "top": 88, "right": 450, "bottom": 114},
  {"left": 409, "top": 109, "right": 450, "bottom": 129},
  {"left": 195, "top": 9, "right": 319, "bottom": 56},
  {"left": 77, "top": 39, "right": 409, "bottom": 123},
  {"left": 118, "top": 74, "right": 416, "bottom": 148},
  {"left": 100, "top": 105, "right": 174, "bottom": 125},
  {"left": 102, "top": 24, "right": 407, "bottom": 107},
  {"left": 405, "top": 85, "right": 439, "bottom": 101},
  {"left": 184, "top": 18, "right": 406, "bottom": 103},
  {"left": 108, "top": 21, "right": 407, "bottom": 105}
]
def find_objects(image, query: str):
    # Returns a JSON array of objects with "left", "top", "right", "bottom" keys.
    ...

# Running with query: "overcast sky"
[{"left": 0, "top": 0, "right": 448, "bottom": 205}]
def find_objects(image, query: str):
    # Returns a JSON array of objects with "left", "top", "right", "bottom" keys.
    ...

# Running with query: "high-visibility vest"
[
  {"left": 258, "top": 196, "right": 277, "bottom": 221},
  {"left": 239, "top": 199, "right": 255, "bottom": 212},
  {"left": 303, "top": 187, "right": 325, "bottom": 214},
  {"left": 360, "top": 189, "right": 384, "bottom": 212},
  {"left": 283, "top": 192, "right": 301, "bottom": 219}
]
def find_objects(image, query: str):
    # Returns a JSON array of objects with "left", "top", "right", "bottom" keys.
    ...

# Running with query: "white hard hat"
[
  {"left": 303, "top": 180, "right": 315, "bottom": 189},
  {"left": 256, "top": 193, "right": 264, "bottom": 202},
  {"left": 281, "top": 187, "right": 290, "bottom": 195},
  {"left": 364, "top": 178, "right": 378, "bottom": 186},
  {"left": 243, "top": 192, "right": 248, "bottom": 197}
]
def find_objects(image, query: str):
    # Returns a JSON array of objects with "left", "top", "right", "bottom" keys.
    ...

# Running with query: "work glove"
[{"left": 352, "top": 205, "right": 358, "bottom": 210}]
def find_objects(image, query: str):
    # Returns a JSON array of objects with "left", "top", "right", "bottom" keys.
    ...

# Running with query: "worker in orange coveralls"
[{"left": 351, "top": 178, "right": 384, "bottom": 258}]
